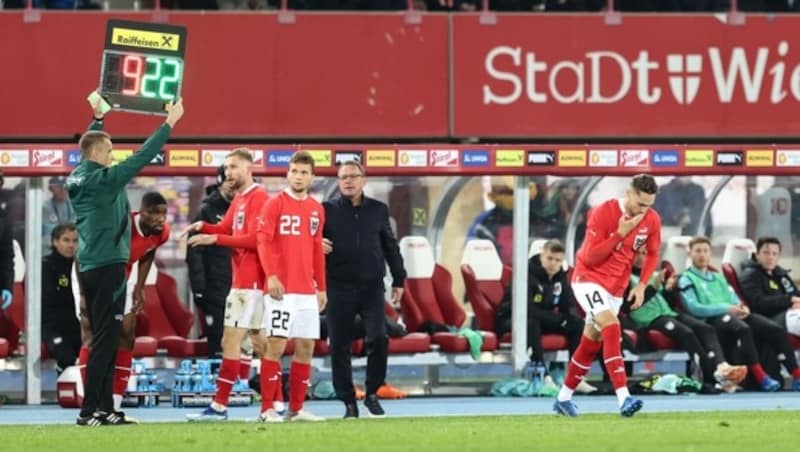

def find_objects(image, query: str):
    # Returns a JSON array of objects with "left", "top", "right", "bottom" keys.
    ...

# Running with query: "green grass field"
[{"left": 1, "top": 411, "right": 798, "bottom": 451}]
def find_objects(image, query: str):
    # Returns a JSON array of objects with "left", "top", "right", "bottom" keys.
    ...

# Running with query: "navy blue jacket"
[{"left": 323, "top": 195, "right": 406, "bottom": 287}]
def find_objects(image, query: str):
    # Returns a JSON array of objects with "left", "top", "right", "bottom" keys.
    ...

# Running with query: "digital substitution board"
[{"left": 99, "top": 20, "right": 187, "bottom": 115}]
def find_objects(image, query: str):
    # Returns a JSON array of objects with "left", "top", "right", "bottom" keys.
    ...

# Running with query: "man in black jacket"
[
  {"left": 738, "top": 236, "right": 800, "bottom": 390},
  {"left": 187, "top": 165, "right": 235, "bottom": 359},
  {"left": 322, "top": 160, "right": 406, "bottom": 419},
  {"left": 495, "top": 239, "right": 583, "bottom": 367},
  {"left": 42, "top": 223, "right": 81, "bottom": 373}
]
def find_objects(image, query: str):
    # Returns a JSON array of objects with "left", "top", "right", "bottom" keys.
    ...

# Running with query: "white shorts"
[
  {"left": 572, "top": 282, "right": 623, "bottom": 325},
  {"left": 264, "top": 293, "right": 320, "bottom": 339},
  {"left": 224, "top": 289, "right": 266, "bottom": 330}
]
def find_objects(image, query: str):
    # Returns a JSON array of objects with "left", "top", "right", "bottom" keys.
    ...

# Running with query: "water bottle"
[
  {"left": 18, "top": 331, "right": 25, "bottom": 356},
  {"left": 127, "top": 371, "right": 138, "bottom": 393}
]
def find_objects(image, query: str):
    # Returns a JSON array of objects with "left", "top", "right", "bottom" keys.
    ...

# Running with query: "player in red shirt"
[
  {"left": 184, "top": 149, "right": 270, "bottom": 422},
  {"left": 256, "top": 151, "right": 327, "bottom": 423},
  {"left": 554, "top": 174, "right": 661, "bottom": 418},
  {"left": 74, "top": 192, "right": 170, "bottom": 419}
]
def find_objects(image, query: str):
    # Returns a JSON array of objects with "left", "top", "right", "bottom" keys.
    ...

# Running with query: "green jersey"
[
  {"left": 628, "top": 272, "right": 677, "bottom": 328},
  {"left": 677, "top": 266, "right": 739, "bottom": 319},
  {"left": 66, "top": 120, "right": 171, "bottom": 271}
]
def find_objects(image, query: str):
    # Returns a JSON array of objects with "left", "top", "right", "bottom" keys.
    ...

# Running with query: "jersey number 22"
[{"left": 279, "top": 215, "right": 301, "bottom": 236}]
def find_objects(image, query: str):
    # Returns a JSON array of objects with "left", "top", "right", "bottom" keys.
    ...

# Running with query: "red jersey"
[
  {"left": 126, "top": 211, "right": 170, "bottom": 278},
  {"left": 572, "top": 198, "right": 661, "bottom": 297},
  {"left": 257, "top": 190, "right": 326, "bottom": 295},
  {"left": 201, "top": 183, "right": 269, "bottom": 290}
]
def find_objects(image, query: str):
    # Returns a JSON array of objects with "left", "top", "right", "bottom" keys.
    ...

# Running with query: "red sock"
[
  {"left": 750, "top": 363, "right": 769, "bottom": 383},
  {"left": 601, "top": 323, "right": 628, "bottom": 390},
  {"left": 273, "top": 369, "right": 284, "bottom": 402},
  {"left": 792, "top": 368, "right": 800, "bottom": 380},
  {"left": 113, "top": 350, "right": 133, "bottom": 396},
  {"left": 289, "top": 361, "right": 311, "bottom": 413},
  {"left": 239, "top": 358, "right": 252, "bottom": 380},
  {"left": 78, "top": 346, "right": 90, "bottom": 384},
  {"left": 260, "top": 359, "right": 281, "bottom": 413},
  {"left": 564, "top": 335, "right": 603, "bottom": 390},
  {"left": 213, "top": 358, "right": 239, "bottom": 407}
]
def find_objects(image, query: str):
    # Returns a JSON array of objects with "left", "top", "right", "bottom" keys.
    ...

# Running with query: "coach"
[{"left": 322, "top": 161, "right": 406, "bottom": 419}]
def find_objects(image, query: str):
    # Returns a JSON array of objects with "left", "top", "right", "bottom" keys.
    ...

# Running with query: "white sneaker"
[
  {"left": 538, "top": 375, "right": 560, "bottom": 397},
  {"left": 257, "top": 409, "right": 285, "bottom": 423},
  {"left": 541, "top": 375, "right": 560, "bottom": 392},
  {"left": 714, "top": 362, "right": 747, "bottom": 385},
  {"left": 286, "top": 409, "right": 325, "bottom": 422},
  {"left": 575, "top": 380, "right": 598, "bottom": 394}
]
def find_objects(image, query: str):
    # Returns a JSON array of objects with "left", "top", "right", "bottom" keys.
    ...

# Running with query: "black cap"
[
  {"left": 216, "top": 164, "right": 226, "bottom": 186},
  {"left": 49, "top": 176, "right": 67, "bottom": 188}
]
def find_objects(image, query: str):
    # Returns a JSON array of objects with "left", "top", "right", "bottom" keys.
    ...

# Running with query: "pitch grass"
[{"left": 0, "top": 411, "right": 798, "bottom": 451}]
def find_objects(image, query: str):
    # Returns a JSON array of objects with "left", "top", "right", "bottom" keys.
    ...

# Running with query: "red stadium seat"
[
  {"left": 460, "top": 239, "right": 510, "bottom": 333},
  {"left": 351, "top": 314, "right": 431, "bottom": 355},
  {"left": 381, "top": 302, "right": 431, "bottom": 354},
  {"left": 137, "top": 271, "right": 194, "bottom": 357},
  {"left": 132, "top": 336, "right": 159, "bottom": 357},
  {"left": 462, "top": 240, "right": 566, "bottom": 351},
  {"left": 399, "top": 236, "right": 497, "bottom": 353},
  {"left": 645, "top": 330, "right": 677, "bottom": 349},
  {"left": 188, "top": 338, "right": 208, "bottom": 357},
  {"left": 1, "top": 240, "right": 27, "bottom": 353},
  {"left": 720, "top": 238, "right": 756, "bottom": 302}
]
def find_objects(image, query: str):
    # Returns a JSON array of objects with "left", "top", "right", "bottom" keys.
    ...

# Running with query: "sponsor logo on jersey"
[
  {"left": 235, "top": 208, "right": 245, "bottom": 230},
  {"left": 634, "top": 234, "right": 648, "bottom": 250},
  {"left": 310, "top": 211, "right": 320, "bottom": 236}
]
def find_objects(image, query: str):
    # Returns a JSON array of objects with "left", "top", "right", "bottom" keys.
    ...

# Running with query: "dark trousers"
[
  {"left": 79, "top": 264, "right": 126, "bottom": 417},
  {"left": 497, "top": 309, "right": 583, "bottom": 363},
  {"left": 707, "top": 312, "right": 798, "bottom": 372},
  {"left": 195, "top": 292, "right": 226, "bottom": 359},
  {"left": 43, "top": 320, "right": 82, "bottom": 372},
  {"left": 649, "top": 313, "right": 724, "bottom": 383},
  {"left": 327, "top": 280, "right": 387, "bottom": 403}
]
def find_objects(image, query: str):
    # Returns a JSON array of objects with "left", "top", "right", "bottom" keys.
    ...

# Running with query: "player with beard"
[
  {"left": 554, "top": 174, "right": 661, "bottom": 418},
  {"left": 184, "top": 149, "right": 270, "bottom": 422}
]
